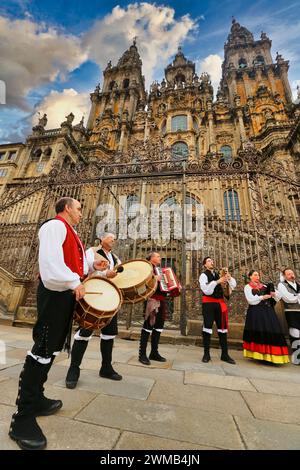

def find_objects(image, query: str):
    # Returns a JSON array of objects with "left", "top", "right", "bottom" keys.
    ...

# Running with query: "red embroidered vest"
[{"left": 55, "top": 215, "right": 84, "bottom": 278}]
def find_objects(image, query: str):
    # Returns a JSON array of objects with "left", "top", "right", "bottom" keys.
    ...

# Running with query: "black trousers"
[
  {"left": 202, "top": 302, "right": 227, "bottom": 333},
  {"left": 76, "top": 314, "right": 118, "bottom": 339},
  {"left": 31, "top": 281, "right": 75, "bottom": 358}
]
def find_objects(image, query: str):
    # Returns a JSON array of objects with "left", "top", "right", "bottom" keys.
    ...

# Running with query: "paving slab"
[
  {"left": 0, "top": 362, "right": 72, "bottom": 385},
  {"left": 0, "top": 403, "right": 15, "bottom": 422},
  {"left": 114, "top": 363, "right": 184, "bottom": 384},
  {"left": 0, "top": 357, "right": 24, "bottom": 371},
  {"left": 5, "top": 340, "right": 34, "bottom": 349},
  {"left": 115, "top": 431, "right": 219, "bottom": 450},
  {"left": 0, "top": 378, "right": 97, "bottom": 418},
  {"left": 148, "top": 381, "right": 252, "bottom": 418},
  {"left": 0, "top": 422, "right": 19, "bottom": 450},
  {"left": 172, "top": 359, "right": 226, "bottom": 375},
  {"left": 54, "top": 371, "right": 154, "bottom": 401},
  {"left": 250, "top": 378, "right": 300, "bottom": 397},
  {"left": 75, "top": 395, "right": 244, "bottom": 449},
  {"left": 39, "top": 415, "right": 120, "bottom": 450},
  {"left": 221, "top": 362, "right": 300, "bottom": 384},
  {"left": 185, "top": 371, "right": 256, "bottom": 392},
  {"left": 235, "top": 415, "right": 300, "bottom": 450},
  {"left": 241, "top": 391, "right": 300, "bottom": 424}
]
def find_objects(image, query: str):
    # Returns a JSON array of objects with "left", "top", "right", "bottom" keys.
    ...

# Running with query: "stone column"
[{"left": 86, "top": 92, "right": 99, "bottom": 130}]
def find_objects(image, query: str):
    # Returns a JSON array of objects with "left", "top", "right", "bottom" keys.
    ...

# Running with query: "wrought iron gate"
[{"left": 0, "top": 155, "right": 299, "bottom": 332}]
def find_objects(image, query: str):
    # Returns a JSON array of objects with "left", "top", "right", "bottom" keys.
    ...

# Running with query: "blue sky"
[{"left": 0, "top": 0, "right": 300, "bottom": 143}]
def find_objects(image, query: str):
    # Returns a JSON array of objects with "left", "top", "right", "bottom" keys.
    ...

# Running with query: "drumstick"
[{"left": 85, "top": 291, "right": 103, "bottom": 295}]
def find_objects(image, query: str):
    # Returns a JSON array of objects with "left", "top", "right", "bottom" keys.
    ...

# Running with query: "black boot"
[
  {"left": 202, "top": 331, "right": 211, "bottom": 363},
  {"left": 65, "top": 339, "right": 89, "bottom": 389},
  {"left": 9, "top": 355, "right": 47, "bottom": 450},
  {"left": 99, "top": 339, "right": 122, "bottom": 380},
  {"left": 139, "top": 329, "right": 151, "bottom": 365},
  {"left": 218, "top": 333, "right": 236, "bottom": 364},
  {"left": 149, "top": 330, "right": 166, "bottom": 362},
  {"left": 35, "top": 355, "right": 62, "bottom": 416}
]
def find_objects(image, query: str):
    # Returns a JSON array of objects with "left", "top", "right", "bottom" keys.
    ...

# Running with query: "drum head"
[
  {"left": 83, "top": 277, "right": 121, "bottom": 311},
  {"left": 112, "top": 260, "right": 153, "bottom": 289}
]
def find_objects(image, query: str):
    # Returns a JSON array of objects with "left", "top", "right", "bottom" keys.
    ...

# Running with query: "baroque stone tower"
[{"left": 86, "top": 40, "right": 147, "bottom": 151}]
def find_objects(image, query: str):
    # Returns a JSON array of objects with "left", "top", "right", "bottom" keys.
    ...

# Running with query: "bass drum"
[
  {"left": 74, "top": 276, "right": 122, "bottom": 330},
  {"left": 111, "top": 259, "right": 157, "bottom": 304}
]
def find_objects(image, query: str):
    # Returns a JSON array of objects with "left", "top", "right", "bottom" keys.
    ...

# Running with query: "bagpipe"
[{"left": 219, "top": 267, "right": 232, "bottom": 299}]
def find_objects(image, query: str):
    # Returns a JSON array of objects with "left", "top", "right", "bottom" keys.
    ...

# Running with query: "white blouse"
[{"left": 244, "top": 284, "right": 281, "bottom": 305}]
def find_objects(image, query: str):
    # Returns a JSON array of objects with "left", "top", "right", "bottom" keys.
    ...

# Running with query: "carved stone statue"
[
  {"left": 39, "top": 113, "right": 48, "bottom": 128},
  {"left": 32, "top": 113, "right": 48, "bottom": 133},
  {"left": 61, "top": 112, "right": 75, "bottom": 128}
]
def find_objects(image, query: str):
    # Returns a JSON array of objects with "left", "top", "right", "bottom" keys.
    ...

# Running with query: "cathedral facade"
[{"left": 0, "top": 20, "right": 299, "bottom": 334}]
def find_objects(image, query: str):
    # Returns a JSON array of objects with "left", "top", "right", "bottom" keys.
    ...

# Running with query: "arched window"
[
  {"left": 44, "top": 147, "right": 52, "bottom": 157},
  {"left": 163, "top": 195, "right": 177, "bottom": 207},
  {"left": 175, "top": 74, "right": 186, "bottom": 84},
  {"left": 220, "top": 145, "right": 233, "bottom": 163},
  {"left": 224, "top": 190, "right": 240, "bottom": 222},
  {"left": 109, "top": 80, "right": 116, "bottom": 90},
  {"left": 171, "top": 115, "right": 187, "bottom": 132},
  {"left": 171, "top": 141, "right": 189, "bottom": 160},
  {"left": 123, "top": 78, "right": 130, "bottom": 89},
  {"left": 31, "top": 148, "right": 42, "bottom": 161},
  {"left": 254, "top": 55, "right": 265, "bottom": 66},
  {"left": 238, "top": 58, "right": 247, "bottom": 69},
  {"left": 127, "top": 194, "right": 139, "bottom": 218}
]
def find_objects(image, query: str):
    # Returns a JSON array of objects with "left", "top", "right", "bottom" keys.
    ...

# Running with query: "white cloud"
[
  {"left": 198, "top": 54, "right": 223, "bottom": 95},
  {"left": 83, "top": 3, "right": 197, "bottom": 87},
  {"left": 33, "top": 89, "right": 89, "bottom": 129},
  {"left": 292, "top": 80, "right": 300, "bottom": 101},
  {"left": 0, "top": 15, "right": 87, "bottom": 110}
]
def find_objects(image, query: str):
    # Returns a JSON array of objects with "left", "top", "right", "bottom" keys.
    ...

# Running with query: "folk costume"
[
  {"left": 243, "top": 282, "right": 289, "bottom": 364},
  {"left": 138, "top": 265, "right": 168, "bottom": 365},
  {"left": 277, "top": 278, "right": 300, "bottom": 363},
  {"left": 199, "top": 269, "right": 236, "bottom": 364},
  {"left": 9, "top": 215, "right": 96, "bottom": 450},
  {"left": 65, "top": 247, "right": 122, "bottom": 388}
]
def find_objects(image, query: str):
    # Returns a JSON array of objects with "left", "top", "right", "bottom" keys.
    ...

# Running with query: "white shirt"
[
  {"left": 244, "top": 284, "right": 281, "bottom": 305},
  {"left": 199, "top": 271, "right": 236, "bottom": 295},
  {"left": 38, "top": 219, "right": 95, "bottom": 291},
  {"left": 277, "top": 281, "right": 300, "bottom": 305},
  {"left": 94, "top": 249, "right": 121, "bottom": 276}
]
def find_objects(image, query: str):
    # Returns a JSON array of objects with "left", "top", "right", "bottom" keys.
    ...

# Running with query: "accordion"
[{"left": 154, "top": 267, "right": 182, "bottom": 297}]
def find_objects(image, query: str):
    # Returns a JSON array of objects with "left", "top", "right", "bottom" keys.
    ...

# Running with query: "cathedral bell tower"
[
  {"left": 221, "top": 18, "right": 292, "bottom": 107},
  {"left": 221, "top": 19, "right": 292, "bottom": 137},
  {"left": 87, "top": 40, "right": 146, "bottom": 150}
]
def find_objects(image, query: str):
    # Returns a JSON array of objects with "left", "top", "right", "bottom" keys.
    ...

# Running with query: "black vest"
[
  {"left": 203, "top": 270, "right": 224, "bottom": 299},
  {"left": 96, "top": 248, "right": 118, "bottom": 267},
  {"left": 284, "top": 280, "right": 300, "bottom": 294}
]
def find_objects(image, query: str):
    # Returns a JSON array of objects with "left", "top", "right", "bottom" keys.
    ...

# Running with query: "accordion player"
[{"left": 154, "top": 266, "right": 182, "bottom": 297}]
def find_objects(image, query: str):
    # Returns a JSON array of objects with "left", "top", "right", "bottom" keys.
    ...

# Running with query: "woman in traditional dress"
[{"left": 243, "top": 270, "right": 289, "bottom": 364}]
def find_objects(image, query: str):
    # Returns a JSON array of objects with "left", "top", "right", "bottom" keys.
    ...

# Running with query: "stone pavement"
[{"left": 1, "top": 324, "right": 300, "bottom": 450}]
